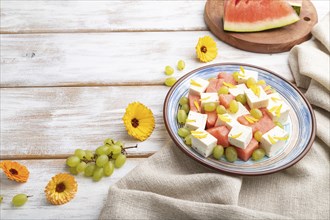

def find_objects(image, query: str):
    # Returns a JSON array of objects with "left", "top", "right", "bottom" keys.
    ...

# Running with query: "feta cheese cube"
[
  {"left": 229, "top": 84, "right": 247, "bottom": 97},
  {"left": 260, "top": 126, "right": 289, "bottom": 157},
  {"left": 189, "top": 78, "right": 209, "bottom": 96},
  {"left": 228, "top": 125, "right": 252, "bottom": 149},
  {"left": 228, "top": 102, "right": 250, "bottom": 120},
  {"left": 245, "top": 86, "right": 269, "bottom": 109},
  {"left": 200, "top": 93, "right": 219, "bottom": 108},
  {"left": 191, "top": 129, "right": 217, "bottom": 157},
  {"left": 185, "top": 111, "right": 207, "bottom": 131},
  {"left": 214, "top": 113, "right": 238, "bottom": 129},
  {"left": 266, "top": 93, "right": 290, "bottom": 124},
  {"left": 236, "top": 69, "right": 258, "bottom": 84}
]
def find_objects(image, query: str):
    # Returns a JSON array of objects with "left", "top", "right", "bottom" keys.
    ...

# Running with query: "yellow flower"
[
  {"left": 122, "top": 102, "right": 155, "bottom": 141},
  {"left": 45, "top": 173, "right": 78, "bottom": 205},
  {"left": 195, "top": 36, "right": 218, "bottom": 62},
  {"left": 0, "top": 160, "right": 29, "bottom": 182}
]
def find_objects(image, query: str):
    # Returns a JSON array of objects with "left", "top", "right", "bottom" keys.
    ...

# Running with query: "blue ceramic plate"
[{"left": 163, "top": 63, "right": 316, "bottom": 175}]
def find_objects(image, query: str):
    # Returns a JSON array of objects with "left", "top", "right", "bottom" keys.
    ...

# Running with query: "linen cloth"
[{"left": 100, "top": 13, "right": 330, "bottom": 220}]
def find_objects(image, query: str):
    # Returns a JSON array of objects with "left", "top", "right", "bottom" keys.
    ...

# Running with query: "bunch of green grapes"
[{"left": 66, "top": 138, "right": 136, "bottom": 181}]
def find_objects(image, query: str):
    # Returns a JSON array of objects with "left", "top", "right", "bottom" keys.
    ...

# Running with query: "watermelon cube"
[
  {"left": 205, "top": 110, "right": 218, "bottom": 129},
  {"left": 217, "top": 72, "right": 237, "bottom": 85},
  {"left": 188, "top": 94, "right": 201, "bottom": 113},
  {"left": 219, "top": 94, "right": 235, "bottom": 109},
  {"left": 206, "top": 126, "right": 230, "bottom": 147},
  {"left": 237, "top": 109, "right": 275, "bottom": 134},
  {"left": 235, "top": 138, "right": 259, "bottom": 161},
  {"left": 206, "top": 78, "right": 218, "bottom": 93}
]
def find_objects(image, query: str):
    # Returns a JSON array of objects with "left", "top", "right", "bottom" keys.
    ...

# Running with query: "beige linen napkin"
[{"left": 100, "top": 13, "right": 330, "bottom": 220}]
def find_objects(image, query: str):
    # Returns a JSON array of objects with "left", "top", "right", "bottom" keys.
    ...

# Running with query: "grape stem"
[{"left": 123, "top": 144, "right": 138, "bottom": 150}]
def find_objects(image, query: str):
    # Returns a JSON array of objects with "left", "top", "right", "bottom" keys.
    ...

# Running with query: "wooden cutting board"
[{"left": 204, "top": 0, "right": 318, "bottom": 53}]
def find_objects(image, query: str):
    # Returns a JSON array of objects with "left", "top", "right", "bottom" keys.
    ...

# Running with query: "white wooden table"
[{"left": 0, "top": 1, "right": 329, "bottom": 219}]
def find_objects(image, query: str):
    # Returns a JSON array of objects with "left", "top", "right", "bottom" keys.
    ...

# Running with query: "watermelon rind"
[
  {"left": 224, "top": 14, "right": 300, "bottom": 32},
  {"left": 287, "top": 0, "right": 302, "bottom": 15}
]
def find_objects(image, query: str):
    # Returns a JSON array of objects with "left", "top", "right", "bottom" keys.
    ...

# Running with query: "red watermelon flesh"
[
  {"left": 206, "top": 78, "right": 225, "bottom": 93},
  {"left": 188, "top": 94, "right": 201, "bottom": 113},
  {"left": 206, "top": 111, "right": 218, "bottom": 129},
  {"left": 206, "top": 126, "right": 230, "bottom": 147},
  {"left": 223, "top": 0, "right": 300, "bottom": 32},
  {"left": 219, "top": 94, "right": 235, "bottom": 109},
  {"left": 206, "top": 78, "right": 218, "bottom": 93},
  {"left": 236, "top": 138, "right": 259, "bottom": 161},
  {"left": 217, "top": 72, "right": 237, "bottom": 85},
  {"left": 237, "top": 109, "right": 275, "bottom": 134}
]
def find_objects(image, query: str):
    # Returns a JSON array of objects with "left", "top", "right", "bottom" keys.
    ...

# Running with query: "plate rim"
[{"left": 163, "top": 62, "right": 316, "bottom": 176}]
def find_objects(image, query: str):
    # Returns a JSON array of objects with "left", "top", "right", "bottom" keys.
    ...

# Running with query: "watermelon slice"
[{"left": 223, "top": 0, "right": 300, "bottom": 32}]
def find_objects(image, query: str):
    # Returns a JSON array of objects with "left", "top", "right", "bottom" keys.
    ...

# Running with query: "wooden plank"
[
  {"left": 1, "top": 31, "right": 295, "bottom": 88},
  {"left": 0, "top": 0, "right": 206, "bottom": 34},
  {"left": 0, "top": 158, "right": 144, "bottom": 219},
  {"left": 1, "top": 0, "right": 328, "bottom": 34},
  {"left": 0, "top": 86, "right": 169, "bottom": 158}
]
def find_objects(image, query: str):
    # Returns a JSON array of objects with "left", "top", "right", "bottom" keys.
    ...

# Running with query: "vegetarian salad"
[{"left": 177, "top": 67, "right": 290, "bottom": 162}]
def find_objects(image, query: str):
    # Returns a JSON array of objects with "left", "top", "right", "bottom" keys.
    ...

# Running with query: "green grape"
[
  {"left": 12, "top": 194, "right": 28, "bottom": 207},
  {"left": 103, "top": 161, "right": 114, "bottom": 177},
  {"left": 184, "top": 134, "right": 192, "bottom": 146},
  {"left": 115, "top": 154, "right": 126, "bottom": 168},
  {"left": 235, "top": 94, "right": 247, "bottom": 105},
  {"left": 180, "top": 103, "right": 190, "bottom": 114},
  {"left": 225, "top": 146, "right": 237, "bottom": 162},
  {"left": 229, "top": 100, "right": 239, "bottom": 113},
  {"left": 76, "top": 161, "right": 87, "bottom": 173},
  {"left": 115, "top": 141, "right": 124, "bottom": 148},
  {"left": 96, "top": 145, "right": 108, "bottom": 155},
  {"left": 84, "top": 164, "right": 96, "bottom": 177},
  {"left": 250, "top": 108, "right": 263, "bottom": 119},
  {"left": 254, "top": 131, "right": 263, "bottom": 142},
  {"left": 165, "top": 65, "right": 174, "bottom": 75},
  {"left": 92, "top": 167, "right": 104, "bottom": 181},
  {"left": 213, "top": 145, "right": 224, "bottom": 160},
  {"left": 179, "top": 96, "right": 188, "bottom": 105},
  {"left": 69, "top": 167, "right": 78, "bottom": 175},
  {"left": 85, "top": 150, "right": 94, "bottom": 160},
  {"left": 74, "top": 149, "right": 86, "bottom": 159},
  {"left": 204, "top": 102, "right": 217, "bottom": 112},
  {"left": 218, "top": 86, "right": 229, "bottom": 95},
  {"left": 275, "top": 121, "right": 284, "bottom": 129},
  {"left": 246, "top": 77, "right": 257, "bottom": 88},
  {"left": 112, "top": 144, "right": 122, "bottom": 155},
  {"left": 112, "top": 153, "right": 120, "bottom": 159},
  {"left": 178, "top": 128, "right": 190, "bottom": 138},
  {"left": 165, "top": 77, "right": 177, "bottom": 87},
  {"left": 96, "top": 155, "right": 109, "bottom": 167},
  {"left": 104, "top": 138, "right": 114, "bottom": 145},
  {"left": 104, "top": 146, "right": 112, "bottom": 155},
  {"left": 216, "top": 105, "right": 227, "bottom": 114},
  {"left": 0, "top": 195, "right": 3, "bottom": 203},
  {"left": 252, "top": 148, "right": 266, "bottom": 161},
  {"left": 177, "top": 60, "right": 185, "bottom": 71},
  {"left": 177, "top": 109, "right": 187, "bottom": 124},
  {"left": 233, "top": 72, "right": 239, "bottom": 82},
  {"left": 66, "top": 156, "right": 80, "bottom": 167}
]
